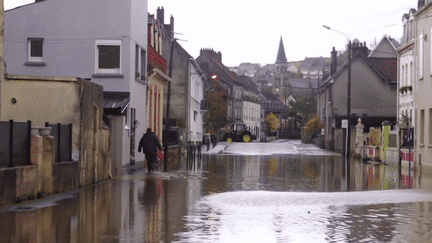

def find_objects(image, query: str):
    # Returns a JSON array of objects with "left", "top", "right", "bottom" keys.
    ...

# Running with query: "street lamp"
[{"left": 323, "top": 25, "right": 352, "bottom": 158}]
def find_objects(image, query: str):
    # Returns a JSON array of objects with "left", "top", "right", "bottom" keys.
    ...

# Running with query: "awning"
[{"left": 103, "top": 92, "right": 130, "bottom": 116}]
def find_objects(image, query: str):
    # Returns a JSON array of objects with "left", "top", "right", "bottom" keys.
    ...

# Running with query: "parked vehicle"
[{"left": 222, "top": 124, "right": 256, "bottom": 143}]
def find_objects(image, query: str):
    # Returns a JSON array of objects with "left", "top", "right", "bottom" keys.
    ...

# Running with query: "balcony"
[{"left": 147, "top": 44, "right": 167, "bottom": 74}]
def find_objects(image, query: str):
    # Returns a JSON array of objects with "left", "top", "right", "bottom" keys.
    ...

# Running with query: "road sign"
[{"left": 342, "top": 119, "right": 348, "bottom": 129}]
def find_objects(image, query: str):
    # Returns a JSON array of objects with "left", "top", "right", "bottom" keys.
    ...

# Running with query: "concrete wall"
[
  {"left": 369, "top": 38, "right": 398, "bottom": 58},
  {"left": 0, "top": 75, "right": 110, "bottom": 205},
  {"left": 332, "top": 60, "right": 397, "bottom": 118},
  {"left": 415, "top": 5, "right": 432, "bottom": 178}
]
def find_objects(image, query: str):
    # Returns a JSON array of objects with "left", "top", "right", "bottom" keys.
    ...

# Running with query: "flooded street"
[{"left": 1, "top": 151, "right": 432, "bottom": 242}]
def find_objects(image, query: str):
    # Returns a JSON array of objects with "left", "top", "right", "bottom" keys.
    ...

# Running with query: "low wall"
[
  {"left": 0, "top": 165, "right": 39, "bottom": 205},
  {"left": 53, "top": 161, "right": 78, "bottom": 193}
]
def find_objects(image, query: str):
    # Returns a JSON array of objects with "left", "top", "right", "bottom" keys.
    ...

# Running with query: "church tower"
[{"left": 275, "top": 36, "right": 288, "bottom": 74}]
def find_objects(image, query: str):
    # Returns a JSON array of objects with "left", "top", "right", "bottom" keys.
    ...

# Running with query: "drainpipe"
[
  {"left": 163, "top": 37, "right": 175, "bottom": 172},
  {"left": 0, "top": 0, "right": 4, "bottom": 120},
  {"left": 187, "top": 59, "right": 192, "bottom": 146}
]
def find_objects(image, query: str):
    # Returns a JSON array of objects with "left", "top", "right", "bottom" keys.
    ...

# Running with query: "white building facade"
[
  {"left": 242, "top": 91, "right": 261, "bottom": 141},
  {"left": 188, "top": 59, "right": 205, "bottom": 144},
  {"left": 397, "top": 8, "right": 416, "bottom": 168}
]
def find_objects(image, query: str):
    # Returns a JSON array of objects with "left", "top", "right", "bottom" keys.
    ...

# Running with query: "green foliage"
[
  {"left": 287, "top": 96, "right": 317, "bottom": 129},
  {"left": 203, "top": 82, "right": 228, "bottom": 135},
  {"left": 264, "top": 112, "right": 279, "bottom": 131},
  {"left": 304, "top": 115, "right": 324, "bottom": 136}
]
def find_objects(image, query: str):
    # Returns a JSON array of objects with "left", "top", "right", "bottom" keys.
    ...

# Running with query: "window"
[
  {"left": 135, "top": 45, "right": 139, "bottom": 76},
  {"left": 141, "top": 48, "right": 146, "bottom": 80},
  {"left": 95, "top": 40, "right": 122, "bottom": 75},
  {"left": 429, "top": 109, "right": 432, "bottom": 145},
  {"left": 410, "top": 62, "right": 413, "bottom": 86},
  {"left": 419, "top": 33, "right": 423, "bottom": 78},
  {"left": 421, "top": 109, "right": 425, "bottom": 145},
  {"left": 27, "top": 38, "right": 44, "bottom": 62},
  {"left": 406, "top": 64, "right": 409, "bottom": 87},
  {"left": 430, "top": 28, "right": 432, "bottom": 74},
  {"left": 401, "top": 66, "right": 405, "bottom": 87}
]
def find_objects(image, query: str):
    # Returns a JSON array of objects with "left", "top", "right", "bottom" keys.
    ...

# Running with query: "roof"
[
  {"left": 298, "top": 57, "right": 328, "bottom": 71},
  {"left": 321, "top": 52, "right": 396, "bottom": 87},
  {"left": 402, "top": 8, "right": 417, "bottom": 21},
  {"left": 368, "top": 36, "right": 400, "bottom": 58},
  {"left": 289, "top": 78, "right": 319, "bottom": 89},
  {"left": 103, "top": 92, "right": 130, "bottom": 116},
  {"left": 237, "top": 76, "right": 259, "bottom": 91},
  {"left": 196, "top": 49, "right": 238, "bottom": 88},
  {"left": 276, "top": 37, "right": 288, "bottom": 64},
  {"left": 368, "top": 58, "right": 397, "bottom": 82},
  {"left": 260, "top": 88, "right": 282, "bottom": 101}
]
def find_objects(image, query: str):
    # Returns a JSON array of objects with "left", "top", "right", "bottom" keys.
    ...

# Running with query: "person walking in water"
[{"left": 138, "top": 128, "right": 162, "bottom": 173}]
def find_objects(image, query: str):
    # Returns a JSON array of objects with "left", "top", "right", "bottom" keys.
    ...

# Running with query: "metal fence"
[
  {"left": 0, "top": 120, "right": 31, "bottom": 168},
  {"left": 46, "top": 123, "right": 72, "bottom": 163}
]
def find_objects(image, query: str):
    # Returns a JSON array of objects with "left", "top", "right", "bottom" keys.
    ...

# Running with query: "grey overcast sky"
[{"left": 6, "top": 0, "right": 418, "bottom": 67}]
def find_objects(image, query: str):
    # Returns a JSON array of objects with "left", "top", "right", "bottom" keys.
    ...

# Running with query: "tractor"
[{"left": 222, "top": 124, "right": 256, "bottom": 143}]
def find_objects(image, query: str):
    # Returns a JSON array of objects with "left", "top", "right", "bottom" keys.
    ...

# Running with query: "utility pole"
[
  {"left": 347, "top": 41, "right": 351, "bottom": 158},
  {"left": 163, "top": 35, "right": 175, "bottom": 172}
]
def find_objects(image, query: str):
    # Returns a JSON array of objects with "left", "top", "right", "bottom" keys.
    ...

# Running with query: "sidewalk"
[{"left": 201, "top": 142, "right": 229, "bottom": 154}]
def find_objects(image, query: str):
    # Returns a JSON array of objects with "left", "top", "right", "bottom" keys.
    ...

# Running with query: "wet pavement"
[{"left": 0, "top": 140, "right": 431, "bottom": 242}]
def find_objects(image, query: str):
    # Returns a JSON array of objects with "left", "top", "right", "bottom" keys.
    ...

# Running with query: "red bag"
[{"left": 157, "top": 150, "right": 164, "bottom": 160}]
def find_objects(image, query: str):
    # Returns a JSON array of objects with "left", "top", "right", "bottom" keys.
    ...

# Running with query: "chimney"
[
  {"left": 200, "top": 48, "right": 222, "bottom": 63},
  {"left": 156, "top": 7, "right": 164, "bottom": 25},
  {"left": 170, "top": 15, "right": 174, "bottom": 35},
  {"left": 216, "top": 51, "right": 222, "bottom": 63},
  {"left": 351, "top": 41, "right": 369, "bottom": 58},
  {"left": 330, "top": 47, "right": 337, "bottom": 76}
]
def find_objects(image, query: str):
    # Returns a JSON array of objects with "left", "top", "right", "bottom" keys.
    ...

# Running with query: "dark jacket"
[{"left": 138, "top": 132, "right": 162, "bottom": 154}]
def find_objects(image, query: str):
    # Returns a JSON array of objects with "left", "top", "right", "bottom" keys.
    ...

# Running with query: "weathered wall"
[
  {"left": 76, "top": 78, "right": 106, "bottom": 186},
  {"left": 53, "top": 162, "right": 78, "bottom": 193},
  {"left": 0, "top": 75, "right": 110, "bottom": 206}
]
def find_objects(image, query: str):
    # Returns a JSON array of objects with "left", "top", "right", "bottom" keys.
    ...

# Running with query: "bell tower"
[{"left": 275, "top": 36, "right": 288, "bottom": 74}]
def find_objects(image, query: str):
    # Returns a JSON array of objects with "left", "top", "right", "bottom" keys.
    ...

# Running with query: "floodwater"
[{"left": 1, "top": 153, "right": 432, "bottom": 242}]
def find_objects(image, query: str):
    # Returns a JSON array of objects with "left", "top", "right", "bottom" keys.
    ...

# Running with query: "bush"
[
  {"left": 265, "top": 112, "right": 279, "bottom": 131},
  {"left": 368, "top": 128, "right": 381, "bottom": 146},
  {"left": 302, "top": 115, "right": 323, "bottom": 144}
]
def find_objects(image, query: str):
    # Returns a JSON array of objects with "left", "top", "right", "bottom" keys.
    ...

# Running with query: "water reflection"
[{"left": 0, "top": 153, "right": 430, "bottom": 242}]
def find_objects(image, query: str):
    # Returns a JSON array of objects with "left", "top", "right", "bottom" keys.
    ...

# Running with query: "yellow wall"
[
  {"left": 1, "top": 75, "right": 79, "bottom": 126},
  {"left": 147, "top": 75, "right": 165, "bottom": 140}
]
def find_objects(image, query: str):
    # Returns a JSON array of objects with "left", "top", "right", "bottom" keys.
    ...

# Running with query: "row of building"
[
  {"left": 397, "top": 1, "right": 432, "bottom": 176},
  {"left": 0, "top": 0, "right": 295, "bottom": 179},
  {"left": 316, "top": 0, "right": 432, "bottom": 179}
]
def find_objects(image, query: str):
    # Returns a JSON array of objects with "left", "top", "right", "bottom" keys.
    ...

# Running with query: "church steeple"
[{"left": 276, "top": 36, "right": 287, "bottom": 64}]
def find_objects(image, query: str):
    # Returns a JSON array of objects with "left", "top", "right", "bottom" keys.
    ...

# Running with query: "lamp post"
[{"left": 323, "top": 25, "right": 351, "bottom": 158}]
